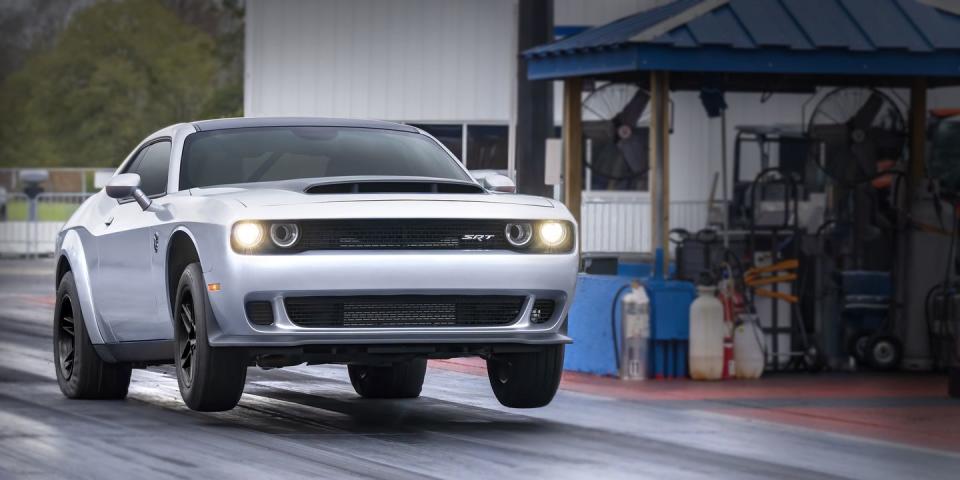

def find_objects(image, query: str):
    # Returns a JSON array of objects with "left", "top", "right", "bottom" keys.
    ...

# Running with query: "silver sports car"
[{"left": 54, "top": 118, "right": 578, "bottom": 411}]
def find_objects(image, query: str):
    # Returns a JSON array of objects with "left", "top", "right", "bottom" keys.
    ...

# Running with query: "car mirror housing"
[
  {"left": 105, "top": 173, "right": 152, "bottom": 210},
  {"left": 481, "top": 174, "right": 517, "bottom": 193}
]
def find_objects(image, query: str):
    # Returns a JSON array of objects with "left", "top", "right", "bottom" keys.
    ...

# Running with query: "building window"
[
  {"left": 466, "top": 125, "right": 508, "bottom": 171},
  {"left": 408, "top": 124, "right": 463, "bottom": 162}
]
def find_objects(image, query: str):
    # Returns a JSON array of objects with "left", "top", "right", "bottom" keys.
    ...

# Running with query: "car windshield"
[{"left": 179, "top": 126, "right": 470, "bottom": 189}]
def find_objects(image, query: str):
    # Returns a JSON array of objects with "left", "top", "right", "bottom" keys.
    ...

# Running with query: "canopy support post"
[
  {"left": 562, "top": 77, "right": 583, "bottom": 226},
  {"left": 899, "top": 77, "right": 928, "bottom": 371},
  {"left": 649, "top": 71, "right": 671, "bottom": 275}
]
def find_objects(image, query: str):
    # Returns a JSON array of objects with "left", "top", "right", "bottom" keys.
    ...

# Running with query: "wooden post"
[
  {"left": 649, "top": 71, "right": 671, "bottom": 274},
  {"left": 562, "top": 77, "right": 583, "bottom": 224},
  {"left": 899, "top": 77, "right": 927, "bottom": 366}
]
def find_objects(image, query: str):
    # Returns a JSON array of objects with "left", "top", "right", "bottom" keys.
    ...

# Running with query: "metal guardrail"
[{"left": 0, "top": 192, "right": 92, "bottom": 256}]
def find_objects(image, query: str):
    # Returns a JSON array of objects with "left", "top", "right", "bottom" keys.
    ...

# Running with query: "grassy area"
[{"left": 4, "top": 201, "right": 80, "bottom": 222}]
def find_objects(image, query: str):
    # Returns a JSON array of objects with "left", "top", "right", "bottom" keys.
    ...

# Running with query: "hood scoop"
[{"left": 305, "top": 181, "right": 485, "bottom": 195}]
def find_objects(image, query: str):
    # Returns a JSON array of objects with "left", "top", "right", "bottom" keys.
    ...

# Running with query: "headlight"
[
  {"left": 233, "top": 222, "right": 264, "bottom": 249},
  {"left": 270, "top": 223, "right": 300, "bottom": 248},
  {"left": 539, "top": 221, "right": 567, "bottom": 246},
  {"left": 505, "top": 223, "right": 533, "bottom": 247}
]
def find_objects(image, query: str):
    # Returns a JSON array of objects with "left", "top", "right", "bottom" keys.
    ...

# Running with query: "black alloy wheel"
[
  {"left": 176, "top": 291, "right": 198, "bottom": 389},
  {"left": 55, "top": 294, "right": 76, "bottom": 380}
]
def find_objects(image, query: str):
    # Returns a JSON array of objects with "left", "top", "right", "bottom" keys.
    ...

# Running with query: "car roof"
[{"left": 190, "top": 117, "right": 418, "bottom": 133}]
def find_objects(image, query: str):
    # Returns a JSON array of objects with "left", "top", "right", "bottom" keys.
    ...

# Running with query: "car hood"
[{"left": 189, "top": 186, "right": 555, "bottom": 208}]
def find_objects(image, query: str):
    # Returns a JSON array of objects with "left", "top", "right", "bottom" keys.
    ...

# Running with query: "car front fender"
[{"left": 58, "top": 227, "right": 116, "bottom": 347}]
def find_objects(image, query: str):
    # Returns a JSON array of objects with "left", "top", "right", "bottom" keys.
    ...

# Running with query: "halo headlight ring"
[
  {"left": 270, "top": 223, "right": 300, "bottom": 248},
  {"left": 505, "top": 223, "right": 533, "bottom": 247}
]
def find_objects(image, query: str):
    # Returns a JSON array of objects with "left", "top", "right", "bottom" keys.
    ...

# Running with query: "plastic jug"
[
  {"left": 734, "top": 313, "right": 765, "bottom": 379},
  {"left": 689, "top": 284, "right": 724, "bottom": 380}
]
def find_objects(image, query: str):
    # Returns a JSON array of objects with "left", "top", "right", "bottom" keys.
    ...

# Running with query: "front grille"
[
  {"left": 284, "top": 295, "right": 525, "bottom": 328},
  {"left": 297, "top": 219, "right": 510, "bottom": 251},
  {"left": 530, "top": 299, "right": 556, "bottom": 323},
  {"left": 246, "top": 301, "right": 275, "bottom": 325}
]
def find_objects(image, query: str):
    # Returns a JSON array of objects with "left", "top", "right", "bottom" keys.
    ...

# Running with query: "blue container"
[
  {"left": 564, "top": 274, "right": 696, "bottom": 378},
  {"left": 646, "top": 279, "right": 697, "bottom": 341},
  {"left": 617, "top": 261, "right": 675, "bottom": 278},
  {"left": 564, "top": 274, "right": 633, "bottom": 376},
  {"left": 645, "top": 279, "right": 696, "bottom": 378}
]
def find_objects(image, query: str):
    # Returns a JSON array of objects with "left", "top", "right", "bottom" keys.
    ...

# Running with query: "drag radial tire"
[
  {"left": 54, "top": 272, "right": 132, "bottom": 399},
  {"left": 487, "top": 345, "right": 564, "bottom": 408},
  {"left": 174, "top": 263, "right": 247, "bottom": 412},
  {"left": 348, "top": 358, "right": 427, "bottom": 399}
]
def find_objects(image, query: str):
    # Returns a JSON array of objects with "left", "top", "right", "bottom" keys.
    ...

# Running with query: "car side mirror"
[
  {"left": 481, "top": 174, "right": 517, "bottom": 193},
  {"left": 106, "top": 173, "right": 151, "bottom": 210}
]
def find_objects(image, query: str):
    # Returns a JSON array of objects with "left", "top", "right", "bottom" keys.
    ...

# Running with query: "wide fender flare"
[{"left": 58, "top": 228, "right": 112, "bottom": 346}]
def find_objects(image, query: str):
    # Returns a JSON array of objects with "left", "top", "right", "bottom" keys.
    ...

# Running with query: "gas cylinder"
[
  {"left": 620, "top": 281, "right": 650, "bottom": 380},
  {"left": 689, "top": 283, "right": 725, "bottom": 380},
  {"left": 734, "top": 313, "right": 765, "bottom": 379}
]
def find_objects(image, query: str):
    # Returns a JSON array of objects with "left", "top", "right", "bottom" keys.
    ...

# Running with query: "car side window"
[{"left": 128, "top": 141, "right": 172, "bottom": 197}]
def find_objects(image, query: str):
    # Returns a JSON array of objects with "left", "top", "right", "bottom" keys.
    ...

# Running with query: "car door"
[{"left": 92, "top": 139, "right": 173, "bottom": 342}]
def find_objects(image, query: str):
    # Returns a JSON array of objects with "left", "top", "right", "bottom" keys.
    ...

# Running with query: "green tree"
[{"left": 0, "top": 0, "right": 241, "bottom": 168}]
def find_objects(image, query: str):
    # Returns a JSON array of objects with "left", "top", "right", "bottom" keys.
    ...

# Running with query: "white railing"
[
  {"left": 0, "top": 192, "right": 92, "bottom": 256},
  {"left": 581, "top": 191, "right": 712, "bottom": 253},
  {"left": 1, "top": 189, "right": 711, "bottom": 256}
]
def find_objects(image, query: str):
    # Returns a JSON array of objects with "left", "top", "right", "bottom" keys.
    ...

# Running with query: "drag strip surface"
[{"left": 1, "top": 259, "right": 957, "bottom": 479}]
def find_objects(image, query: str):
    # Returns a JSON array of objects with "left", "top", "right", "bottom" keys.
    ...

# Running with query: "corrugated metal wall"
[{"left": 245, "top": 0, "right": 515, "bottom": 122}]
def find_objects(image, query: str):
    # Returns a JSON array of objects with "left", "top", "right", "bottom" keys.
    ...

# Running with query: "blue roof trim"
[
  {"left": 527, "top": 43, "right": 960, "bottom": 81},
  {"left": 524, "top": 0, "right": 960, "bottom": 81},
  {"left": 554, "top": 25, "right": 591, "bottom": 38}
]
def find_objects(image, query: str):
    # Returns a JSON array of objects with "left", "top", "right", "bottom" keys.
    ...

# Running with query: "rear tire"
[
  {"left": 487, "top": 345, "right": 564, "bottom": 408},
  {"left": 54, "top": 272, "right": 131, "bottom": 399},
  {"left": 174, "top": 263, "right": 247, "bottom": 412},
  {"left": 348, "top": 358, "right": 427, "bottom": 399}
]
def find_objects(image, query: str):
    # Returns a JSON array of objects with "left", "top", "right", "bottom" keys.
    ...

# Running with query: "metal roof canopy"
[
  {"left": 524, "top": 0, "right": 955, "bottom": 291},
  {"left": 524, "top": 0, "right": 960, "bottom": 91}
]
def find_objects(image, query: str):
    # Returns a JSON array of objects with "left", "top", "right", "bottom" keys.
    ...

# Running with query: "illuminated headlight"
[
  {"left": 539, "top": 221, "right": 567, "bottom": 246},
  {"left": 270, "top": 223, "right": 300, "bottom": 248},
  {"left": 232, "top": 222, "right": 264, "bottom": 249}
]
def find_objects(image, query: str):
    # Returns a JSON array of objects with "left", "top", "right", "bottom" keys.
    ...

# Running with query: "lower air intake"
[{"left": 284, "top": 295, "right": 525, "bottom": 328}]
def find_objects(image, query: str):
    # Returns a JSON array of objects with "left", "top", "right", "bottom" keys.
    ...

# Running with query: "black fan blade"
[
  {"left": 615, "top": 89, "right": 650, "bottom": 129},
  {"left": 851, "top": 92, "right": 884, "bottom": 130},
  {"left": 617, "top": 131, "right": 648, "bottom": 173}
]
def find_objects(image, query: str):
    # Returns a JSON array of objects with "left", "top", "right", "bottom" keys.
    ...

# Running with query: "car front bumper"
[{"left": 201, "top": 250, "right": 578, "bottom": 347}]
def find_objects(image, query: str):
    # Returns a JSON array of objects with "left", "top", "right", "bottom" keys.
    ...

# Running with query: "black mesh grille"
[
  {"left": 246, "top": 301, "right": 275, "bottom": 325},
  {"left": 297, "top": 219, "right": 510, "bottom": 250},
  {"left": 530, "top": 299, "right": 556, "bottom": 324},
  {"left": 284, "top": 295, "right": 525, "bottom": 328}
]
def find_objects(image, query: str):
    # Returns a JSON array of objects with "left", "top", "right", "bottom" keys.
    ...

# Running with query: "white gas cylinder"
[
  {"left": 734, "top": 314, "right": 765, "bottom": 379},
  {"left": 689, "top": 284, "right": 725, "bottom": 380},
  {"left": 620, "top": 282, "right": 650, "bottom": 380}
]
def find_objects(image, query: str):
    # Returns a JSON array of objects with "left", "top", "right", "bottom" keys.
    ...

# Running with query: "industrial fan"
[
  {"left": 581, "top": 83, "right": 652, "bottom": 189},
  {"left": 806, "top": 88, "right": 907, "bottom": 186}
]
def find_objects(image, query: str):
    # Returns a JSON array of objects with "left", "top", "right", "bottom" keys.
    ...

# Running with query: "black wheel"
[
  {"left": 348, "top": 358, "right": 427, "bottom": 399},
  {"left": 174, "top": 263, "right": 247, "bottom": 411},
  {"left": 847, "top": 331, "right": 872, "bottom": 364},
  {"left": 866, "top": 335, "right": 902, "bottom": 371},
  {"left": 486, "top": 345, "right": 564, "bottom": 408},
  {"left": 54, "top": 272, "right": 131, "bottom": 399}
]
